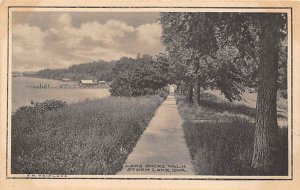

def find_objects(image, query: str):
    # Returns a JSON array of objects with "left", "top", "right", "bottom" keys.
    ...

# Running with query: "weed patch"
[
  {"left": 12, "top": 96, "right": 164, "bottom": 175},
  {"left": 176, "top": 94, "right": 288, "bottom": 176}
]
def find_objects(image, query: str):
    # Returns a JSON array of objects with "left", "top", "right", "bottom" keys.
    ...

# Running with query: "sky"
[{"left": 12, "top": 12, "right": 165, "bottom": 71}]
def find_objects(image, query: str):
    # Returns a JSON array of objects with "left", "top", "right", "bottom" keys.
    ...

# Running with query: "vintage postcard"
[{"left": 0, "top": 0, "right": 299, "bottom": 189}]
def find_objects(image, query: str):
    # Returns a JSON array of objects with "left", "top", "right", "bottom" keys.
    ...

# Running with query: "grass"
[
  {"left": 176, "top": 93, "right": 288, "bottom": 176},
  {"left": 11, "top": 95, "right": 164, "bottom": 175}
]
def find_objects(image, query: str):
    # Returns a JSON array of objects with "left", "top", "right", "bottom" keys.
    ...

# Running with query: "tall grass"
[
  {"left": 12, "top": 95, "right": 164, "bottom": 175},
  {"left": 176, "top": 94, "right": 288, "bottom": 176}
]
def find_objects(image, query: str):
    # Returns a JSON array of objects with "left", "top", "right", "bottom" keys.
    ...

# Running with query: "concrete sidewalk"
[{"left": 118, "top": 86, "right": 194, "bottom": 175}]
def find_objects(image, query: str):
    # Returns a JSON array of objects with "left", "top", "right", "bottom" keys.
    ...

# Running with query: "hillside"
[{"left": 34, "top": 60, "right": 116, "bottom": 82}]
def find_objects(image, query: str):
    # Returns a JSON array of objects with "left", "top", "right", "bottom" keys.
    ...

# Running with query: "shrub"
[
  {"left": 11, "top": 100, "right": 67, "bottom": 173},
  {"left": 12, "top": 99, "right": 67, "bottom": 136}
]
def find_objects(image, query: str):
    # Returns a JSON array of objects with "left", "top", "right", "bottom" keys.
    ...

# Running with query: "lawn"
[
  {"left": 176, "top": 93, "right": 288, "bottom": 176},
  {"left": 11, "top": 95, "right": 164, "bottom": 175}
]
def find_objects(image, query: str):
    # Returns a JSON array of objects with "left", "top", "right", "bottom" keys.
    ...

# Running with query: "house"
[
  {"left": 62, "top": 78, "right": 71, "bottom": 82},
  {"left": 79, "top": 79, "right": 98, "bottom": 86}
]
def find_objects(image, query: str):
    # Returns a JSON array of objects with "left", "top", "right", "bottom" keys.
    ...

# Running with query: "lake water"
[{"left": 12, "top": 77, "right": 110, "bottom": 112}]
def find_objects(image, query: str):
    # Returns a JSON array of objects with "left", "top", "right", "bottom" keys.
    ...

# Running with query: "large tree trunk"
[
  {"left": 251, "top": 15, "right": 280, "bottom": 173},
  {"left": 187, "top": 82, "right": 194, "bottom": 105},
  {"left": 195, "top": 76, "right": 201, "bottom": 105}
]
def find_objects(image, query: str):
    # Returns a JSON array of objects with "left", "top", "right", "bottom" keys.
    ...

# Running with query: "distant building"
[
  {"left": 12, "top": 71, "right": 23, "bottom": 77},
  {"left": 79, "top": 79, "right": 98, "bottom": 86},
  {"left": 62, "top": 78, "right": 71, "bottom": 82}
]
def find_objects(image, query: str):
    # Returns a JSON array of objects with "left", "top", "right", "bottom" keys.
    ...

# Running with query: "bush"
[
  {"left": 12, "top": 100, "right": 67, "bottom": 135},
  {"left": 11, "top": 100, "right": 67, "bottom": 173},
  {"left": 11, "top": 96, "right": 163, "bottom": 175}
]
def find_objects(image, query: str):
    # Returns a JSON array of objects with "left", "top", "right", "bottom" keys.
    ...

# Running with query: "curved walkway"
[{"left": 118, "top": 86, "right": 194, "bottom": 175}]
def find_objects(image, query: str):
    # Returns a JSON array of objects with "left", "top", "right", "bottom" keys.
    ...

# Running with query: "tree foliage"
[
  {"left": 160, "top": 13, "right": 253, "bottom": 102},
  {"left": 160, "top": 12, "right": 287, "bottom": 102},
  {"left": 109, "top": 55, "right": 169, "bottom": 97}
]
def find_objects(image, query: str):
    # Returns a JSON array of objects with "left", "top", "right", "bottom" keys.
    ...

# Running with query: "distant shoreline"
[{"left": 12, "top": 77, "right": 110, "bottom": 112}]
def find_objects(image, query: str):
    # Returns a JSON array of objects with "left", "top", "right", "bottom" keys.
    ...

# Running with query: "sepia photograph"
[
  {"left": 1, "top": 1, "right": 299, "bottom": 189},
  {"left": 9, "top": 9, "right": 290, "bottom": 178}
]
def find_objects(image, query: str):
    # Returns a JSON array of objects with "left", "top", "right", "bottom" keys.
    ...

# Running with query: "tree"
[
  {"left": 251, "top": 14, "right": 287, "bottom": 173},
  {"left": 160, "top": 13, "right": 195, "bottom": 104},
  {"left": 219, "top": 13, "right": 287, "bottom": 172},
  {"left": 160, "top": 12, "right": 287, "bottom": 173},
  {"left": 35, "top": 60, "right": 116, "bottom": 82},
  {"left": 278, "top": 37, "right": 288, "bottom": 98},
  {"left": 160, "top": 13, "right": 248, "bottom": 104},
  {"left": 110, "top": 55, "right": 169, "bottom": 97},
  {"left": 212, "top": 13, "right": 287, "bottom": 173},
  {"left": 212, "top": 46, "right": 245, "bottom": 101}
]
